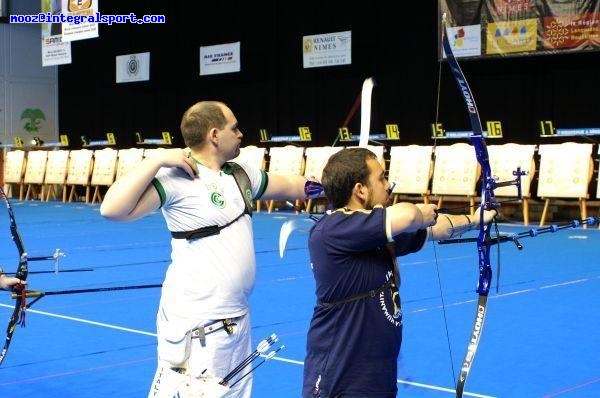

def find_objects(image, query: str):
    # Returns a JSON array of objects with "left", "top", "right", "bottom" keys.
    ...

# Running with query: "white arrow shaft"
[{"left": 359, "top": 77, "right": 375, "bottom": 148}]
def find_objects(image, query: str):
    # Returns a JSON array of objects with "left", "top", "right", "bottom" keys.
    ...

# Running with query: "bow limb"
[
  {"left": 441, "top": 14, "right": 498, "bottom": 397},
  {"left": 0, "top": 185, "right": 29, "bottom": 366}
]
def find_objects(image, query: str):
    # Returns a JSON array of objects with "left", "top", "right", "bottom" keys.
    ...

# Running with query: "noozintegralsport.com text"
[{"left": 10, "top": 12, "right": 165, "bottom": 25}]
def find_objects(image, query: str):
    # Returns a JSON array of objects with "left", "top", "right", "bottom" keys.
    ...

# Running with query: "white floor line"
[
  {"left": 397, "top": 379, "right": 496, "bottom": 397},
  {"left": 0, "top": 304, "right": 157, "bottom": 337},
  {"left": 407, "top": 274, "right": 599, "bottom": 315}
]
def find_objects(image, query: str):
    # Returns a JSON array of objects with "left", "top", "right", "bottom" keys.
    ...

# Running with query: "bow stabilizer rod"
[
  {"left": 439, "top": 217, "right": 598, "bottom": 248},
  {"left": 12, "top": 283, "right": 163, "bottom": 310}
]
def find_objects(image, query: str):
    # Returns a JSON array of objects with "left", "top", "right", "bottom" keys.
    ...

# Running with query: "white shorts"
[{"left": 148, "top": 313, "right": 252, "bottom": 398}]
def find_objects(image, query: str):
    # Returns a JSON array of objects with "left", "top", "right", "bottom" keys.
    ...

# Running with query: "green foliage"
[{"left": 20, "top": 108, "right": 46, "bottom": 133}]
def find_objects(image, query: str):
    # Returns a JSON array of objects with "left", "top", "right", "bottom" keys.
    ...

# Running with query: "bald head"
[{"left": 180, "top": 101, "right": 228, "bottom": 148}]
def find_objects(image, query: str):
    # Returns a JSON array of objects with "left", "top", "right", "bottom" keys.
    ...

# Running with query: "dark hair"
[
  {"left": 180, "top": 101, "right": 227, "bottom": 148},
  {"left": 322, "top": 148, "right": 376, "bottom": 208}
]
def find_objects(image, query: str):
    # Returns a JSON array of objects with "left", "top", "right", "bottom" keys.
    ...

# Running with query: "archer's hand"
[
  {"left": 0, "top": 268, "right": 26, "bottom": 291},
  {"left": 158, "top": 148, "right": 198, "bottom": 178},
  {"left": 416, "top": 203, "right": 438, "bottom": 227},
  {"left": 473, "top": 207, "right": 498, "bottom": 225}
]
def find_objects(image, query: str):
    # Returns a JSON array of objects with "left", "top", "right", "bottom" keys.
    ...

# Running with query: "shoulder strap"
[
  {"left": 170, "top": 162, "right": 253, "bottom": 241},
  {"left": 227, "top": 161, "right": 253, "bottom": 217}
]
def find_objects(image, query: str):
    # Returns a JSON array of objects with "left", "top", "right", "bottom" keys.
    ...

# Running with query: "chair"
[
  {"left": 232, "top": 145, "right": 267, "bottom": 211},
  {"left": 90, "top": 148, "right": 118, "bottom": 204},
  {"left": 24, "top": 150, "right": 49, "bottom": 200},
  {"left": 537, "top": 142, "right": 594, "bottom": 226},
  {"left": 115, "top": 148, "right": 145, "bottom": 180},
  {"left": 303, "top": 146, "right": 343, "bottom": 212},
  {"left": 234, "top": 145, "right": 267, "bottom": 169},
  {"left": 266, "top": 145, "right": 306, "bottom": 213},
  {"left": 3, "top": 150, "right": 26, "bottom": 199},
  {"left": 44, "top": 150, "right": 70, "bottom": 202},
  {"left": 387, "top": 145, "right": 433, "bottom": 205},
  {"left": 431, "top": 143, "right": 480, "bottom": 214},
  {"left": 143, "top": 147, "right": 166, "bottom": 159},
  {"left": 66, "top": 149, "right": 94, "bottom": 203},
  {"left": 487, "top": 143, "right": 537, "bottom": 225}
]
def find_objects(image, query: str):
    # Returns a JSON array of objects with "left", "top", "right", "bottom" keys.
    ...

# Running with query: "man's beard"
[{"left": 365, "top": 191, "right": 390, "bottom": 209}]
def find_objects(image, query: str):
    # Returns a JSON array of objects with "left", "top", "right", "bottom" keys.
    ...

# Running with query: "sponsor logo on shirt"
[
  {"left": 210, "top": 192, "right": 225, "bottom": 208},
  {"left": 379, "top": 271, "right": 402, "bottom": 327},
  {"left": 312, "top": 374, "right": 322, "bottom": 396}
]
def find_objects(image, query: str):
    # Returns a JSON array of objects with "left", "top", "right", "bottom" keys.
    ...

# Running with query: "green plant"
[{"left": 20, "top": 108, "right": 46, "bottom": 133}]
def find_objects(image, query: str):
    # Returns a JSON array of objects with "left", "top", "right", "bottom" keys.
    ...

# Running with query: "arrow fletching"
[{"left": 279, "top": 218, "right": 305, "bottom": 258}]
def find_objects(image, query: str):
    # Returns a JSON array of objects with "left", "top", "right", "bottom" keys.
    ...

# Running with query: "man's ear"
[
  {"left": 353, "top": 182, "right": 367, "bottom": 201},
  {"left": 208, "top": 128, "right": 219, "bottom": 143}
]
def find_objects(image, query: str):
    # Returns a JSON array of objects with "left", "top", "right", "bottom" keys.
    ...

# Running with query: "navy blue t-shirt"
[{"left": 303, "top": 206, "right": 427, "bottom": 397}]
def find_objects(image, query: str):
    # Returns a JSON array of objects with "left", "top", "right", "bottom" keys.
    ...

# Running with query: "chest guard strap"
[
  {"left": 317, "top": 279, "right": 393, "bottom": 307},
  {"left": 170, "top": 162, "right": 253, "bottom": 241}
]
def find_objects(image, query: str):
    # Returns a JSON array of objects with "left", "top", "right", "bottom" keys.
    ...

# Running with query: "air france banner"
[
  {"left": 200, "top": 42, "right": 241, "bottom": 76},
  {"left": 60, "top": 0, "right": 99, "bottom": 42},
  {"left": 116, "top": 52, "right": 150, "bottom": 83},
  {"left": 303, "top": 30, "right": 351, "bottom": 69},
  {"left": 42, "top": 35, "right": 72, "bottom": 66}
]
